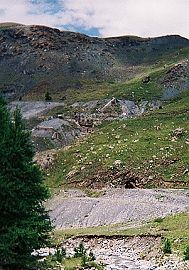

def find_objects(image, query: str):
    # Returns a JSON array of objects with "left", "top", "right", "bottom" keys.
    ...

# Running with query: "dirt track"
[{"left": 48, "top": 188, "right": 189, "bottom": 229}]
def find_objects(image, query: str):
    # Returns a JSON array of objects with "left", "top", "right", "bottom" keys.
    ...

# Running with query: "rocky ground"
[
  {"left": 37, "top": 231, "right": 189, "bottom": 270},
  {"left": 37, "top": 234, "right": 189, "bottom": 270},
  {"left": 44, "top": 188, "right": 189, "bottom": 269},
  {"left": 62, "top": 236, "right": 189, "bottom": 270},
  {"left": 48, "top": 188, "right": 189, "bottom": 229},
  {"left": 9, "top": 99, "right": 162, "bottom": 152}
]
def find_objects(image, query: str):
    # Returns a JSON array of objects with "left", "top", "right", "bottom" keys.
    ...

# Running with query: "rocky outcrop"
[
  {"left": 71, "top": 98, "right": 162, "bottom": 120},
  {"left": 161, "top": 60, "right": 189, "bottom": 99},
  {"left": 62, "top": 236, "right": 189, "bottom": 270},
  {"left": 32, "top": 118, "right": 81, "bottom": 151},
  {"left": 9, "top": 99, "right": 162, "bottom": 151},
  {"left": 9, "top": 101, "right": 82, "bottom": 151},
  {"left": 9, "top": 101, "right": 65, "bottom": 119}
]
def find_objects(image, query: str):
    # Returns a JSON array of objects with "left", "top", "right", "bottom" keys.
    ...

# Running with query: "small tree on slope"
[{"left": 0, "top": 98, "right": 52, "bottom": 269}]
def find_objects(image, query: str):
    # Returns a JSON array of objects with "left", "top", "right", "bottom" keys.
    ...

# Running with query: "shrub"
[
  {"left": 74, "top": 242, "right": 87, "bottom": 258},
  {"left": 184, "top": 246, "right": 189, "bottom": 260},
  {"left": 89, "top": 250, "right": 96, "bottom": 261},
  {"left": 154, "top": 217, "right": 164, "bottom": 223},
  {"left": 54, "top": 247, "right": 66, "bottom": 263},
  {"left": 81, "top": 255, "right": 88, "bottom": 267},
  {"left": 163, "top": 239, "right": 172, "bottom": 254},
  {"left": 45, "top": 91, "right": 52, "bottom": 101}
]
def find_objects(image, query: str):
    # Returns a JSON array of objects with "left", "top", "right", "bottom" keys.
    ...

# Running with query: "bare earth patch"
[{"left": 9, "top": 101, "right": 64, "bottom": 119}]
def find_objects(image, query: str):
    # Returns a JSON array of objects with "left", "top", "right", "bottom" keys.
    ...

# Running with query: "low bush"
[
  {"left": 163, "top": 239, "right": 172, "bottom": 254},
  {"left": 184, "top": 246, "right": 189, "bottom": 260}
]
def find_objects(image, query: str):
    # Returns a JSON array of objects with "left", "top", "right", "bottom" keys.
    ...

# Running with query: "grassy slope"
[
  {"left": 77, "top": 46, "right": 189, "bottom": 104},
  {"left": 46, "top": 92, "right": 189, "bottom": 188},
  {"left": 45, "top": 46, "right": 189, "bottom": 189},
  {"left": 22, "top": 65, "right": 162, "bottom": 103},
  {"left": 53, "top": 213, "right": 189, "bottom": 254},
  {"left": 22, "top": 47, "right": 189, "bottom": 104},
  {"left": 38, "top": 42, "right": 189, "bottom": 262}
]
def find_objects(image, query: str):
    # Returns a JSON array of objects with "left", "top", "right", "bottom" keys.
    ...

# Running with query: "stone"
[{"left": 142, "top": 76, "right": 151, "bottom": 83}]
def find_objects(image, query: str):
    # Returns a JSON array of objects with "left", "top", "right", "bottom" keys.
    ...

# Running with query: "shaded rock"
[
  {"left": 142, "top": 76, "right": 151, "bottom": 83},
  {"left": 172, "top": 128, "right": 185, "bottom": 138}
]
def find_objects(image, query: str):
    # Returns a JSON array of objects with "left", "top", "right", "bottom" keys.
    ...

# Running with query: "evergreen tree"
[
  {"left": 45, "top": 92, "right": 52, "bottom": 101},
  {"left": 0, "top": 99, "right": 52, "bottom": 268}
]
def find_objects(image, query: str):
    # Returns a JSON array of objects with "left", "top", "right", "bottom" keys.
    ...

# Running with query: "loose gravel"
[
  {"left": 9, "top": 101, "right": 64, "bottom": 119},
  {"left": 48, "top": 188, "right": 189, "bottom": 229}
]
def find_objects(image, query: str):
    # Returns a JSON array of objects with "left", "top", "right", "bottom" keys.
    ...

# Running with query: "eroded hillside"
[{"left": 1, "top": 23, "right": 189, "bottom": 102}]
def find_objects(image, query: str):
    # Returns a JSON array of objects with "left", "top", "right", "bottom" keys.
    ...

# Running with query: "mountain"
[
  {"left": 1, "top": 23, "right": 189, "bottom": 268},
  {"left": 1, "top": 23, "right": 189, "bottom": 187},
  {"left": 1, "top": 23, "right": 189, "bottom": 102}
]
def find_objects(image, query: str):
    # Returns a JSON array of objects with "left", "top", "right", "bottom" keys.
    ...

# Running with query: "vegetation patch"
[
  {"left": 47, "top": 95, "right": 189, "bottom": 188},
  {"left": 39, "top": 242, "right": 104, "bottom": 270}
]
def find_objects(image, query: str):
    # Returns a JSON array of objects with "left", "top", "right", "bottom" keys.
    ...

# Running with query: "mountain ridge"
[
  {"left": 1, "top": 22, "right": 189, "bottom": 40},
  {"left": 1, "top": 23, "right": 189, "bottom": 102}
]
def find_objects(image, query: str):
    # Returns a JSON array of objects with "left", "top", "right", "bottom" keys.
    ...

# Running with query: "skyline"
[{"left": 0, "top": 0, "right": 189, "bottom": 38}]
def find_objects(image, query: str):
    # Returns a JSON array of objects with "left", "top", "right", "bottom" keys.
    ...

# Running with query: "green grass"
[
  {"left": 53, "top": 223, "right": 126, "bottom": 242},
  {"left": 63, "top": 257, "right": 82, "bottom": 270},
  {"left": 107, "top": 66, "right": 164, "bottom": 101},
  {"left": 46, "top": 95, "right": 189, "bottom": 188},
  {"left": 53, "top": 213, "right": 189, "bottom": 254},
  {"left": 55, "top": 65, "right": 167, "bottom": 103},
  {"left": 51, "top": 255, "right": 104, "bottom": 270},
  {"left": 42, "top": 256, "right": 82, "bottom": 270},
  {"left": 69, "top": 57, "right": 189, "bottom": 104},
  {"left": 38, "top": 46, "right": 189, "bottom": 188}
]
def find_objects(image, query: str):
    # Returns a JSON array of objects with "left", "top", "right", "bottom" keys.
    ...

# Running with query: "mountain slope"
[
  {"left": 1, "top": 23, "right": 189, "bottom": 188},
  {"left": 1, "top": 24, "right": 189, "bottom": 102},
  {"left": 46, "top": 95, "right": 189, "bottom": 189}
]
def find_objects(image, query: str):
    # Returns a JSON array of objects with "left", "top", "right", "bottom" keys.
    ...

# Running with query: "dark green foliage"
[
  {"left": 45, "top": 91, "right": 52, "bottom": 101},
  {"left": 81, "top": 255, "right": 88, "bottom": 267},
  {"left": 0, "top": 100, "right": 52, "bottom": 268},
  {"left": 163, "top": 239, "right": 172, "bottom": 254},
  {"left": 54, "top": 247, "right": 66, "bottom": 263},
  {"left": 154, "top": 217, "right": 164, "bottom": 223},
  {"left": 73, "top": 242, "right": 99, "bottom": 269},
  {"left": 74, "top": 242, "right": 86, "bottom": 258},
  {"left": 89, "top": 250, "right": 96, "bottom": 261},
  {"left": 184, "top": 246, "right": 189, "bottom": 260}
]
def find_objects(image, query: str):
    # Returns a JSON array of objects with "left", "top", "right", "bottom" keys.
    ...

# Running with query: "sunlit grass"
[{"left": 53, "top": 213, "right": 189, "bottom": 254}]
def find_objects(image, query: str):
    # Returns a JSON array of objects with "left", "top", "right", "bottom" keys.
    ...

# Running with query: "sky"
[{"left": 0, "top": 0, "right": 189, "bottom": 38}]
